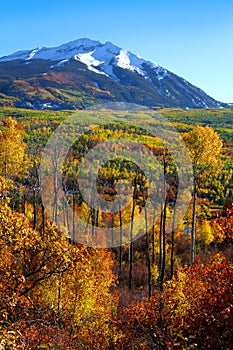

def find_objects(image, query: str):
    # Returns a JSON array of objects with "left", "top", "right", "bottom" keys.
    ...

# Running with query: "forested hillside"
[{"left": 0, "top": 107, "right": 232, "bottom": 349}]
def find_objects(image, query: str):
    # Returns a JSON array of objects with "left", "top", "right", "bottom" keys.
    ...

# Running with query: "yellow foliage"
[
  {"left": 183, "top": 125, "right": 222, "bottom": 169},
  {"left": 196, "top": 220, "right": 215, "bottom": 245},
  {"left": 151, "top": 263, "right": 159, "bottom": 282},
  {"left": 166, "top": 268, "right": 190, "bottom": 316},
  {"left": 0, "top": 117, "right": 31, "bottom": 179}
]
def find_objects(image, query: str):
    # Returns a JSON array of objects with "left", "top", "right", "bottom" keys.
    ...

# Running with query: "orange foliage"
[
  {"left": 214, "top": 202, "right": 233, "bottom": 242},
  {"left": 116, "top": 254, "right": 233, "bottom": 349}
]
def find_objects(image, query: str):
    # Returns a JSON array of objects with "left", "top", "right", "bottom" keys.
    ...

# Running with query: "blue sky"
[{"left": 1, "top": 0, "right": 233, "bottom": 102}]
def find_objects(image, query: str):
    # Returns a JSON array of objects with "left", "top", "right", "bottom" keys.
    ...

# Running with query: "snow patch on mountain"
[
  {"left": 116, "top": 49, "right": 145, "bottom": 76},
  {"left": 26, "top": 47, "right": 42, "bottom": 60},
  {"left": 56, "top": 59, "right": 69, "bottom": 66},
  {"left": 74, "top": 51, "right": 108, "bottom": 76},
  {"left": 156, "top": 66, "right": 168, "bottom": 80},
  {"left": 75, "top": 51, "right": 104, "bottom": 67},
  {"left": 115, "top": 49, "right": 168, "bottom": 82},
  {"left": 50, "top": 59, "right": 70, "bottom": 68},
  {"left": 89, "top": 42, "right": 121, "bottom": 80}
]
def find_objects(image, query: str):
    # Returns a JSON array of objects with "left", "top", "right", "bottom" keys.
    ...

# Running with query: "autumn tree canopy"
[
  {"left": 183, "top": 126, "right": 222, "bottom": 263},
  {"left": 0, "top": 117, "right": 30, "bottom": 179}
]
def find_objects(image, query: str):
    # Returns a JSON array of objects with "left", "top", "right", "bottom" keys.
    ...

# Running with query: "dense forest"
[{"left": 0, "top": 106, "right": 232, "bottom": 349}]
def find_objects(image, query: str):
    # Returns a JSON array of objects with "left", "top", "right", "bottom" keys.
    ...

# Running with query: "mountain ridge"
[{"left": 0, "top": 38, "right": 227, "bottom": 110}]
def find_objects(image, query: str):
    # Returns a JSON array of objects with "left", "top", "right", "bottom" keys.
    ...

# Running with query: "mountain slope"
[{"left": 0, "top": 38, "right": 226, "bottom": 110}]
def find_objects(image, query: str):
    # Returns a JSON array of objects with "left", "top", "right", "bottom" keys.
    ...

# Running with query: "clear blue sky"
[{"left": 1, "top": 0, "right": 233, "bottom": 102}]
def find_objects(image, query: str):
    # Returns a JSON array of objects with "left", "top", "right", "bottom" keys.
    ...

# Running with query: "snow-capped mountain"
[
  {"left": 0, "top": 39, "right": 168, "bottom": 81},
  {"left": 0, "top": 38, "right": 226, "bottom": 110}
]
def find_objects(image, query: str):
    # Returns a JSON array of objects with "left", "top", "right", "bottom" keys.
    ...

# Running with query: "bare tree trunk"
[
  {"left": 152, "top": 206, "right": 156, "bottom": 264},
  {"left": 95, "top": 206, "right": 99, "bottom": 228},
  {"left": 139, "top": 172, "right": 152, "bottom": 298},
  {"left": 158, "top": 203, "right": 163, "bottom": 274},
  {"left": 191, "top": 162, "right": 197, "bottom": 265},
  {"left": 159, "top": 151, "right": 167, "bottom": 292},
  {"left": 65, "top": 198, "right": 70, "bottom": 238},
  {"left": 53, "top": 154, "right": 58, "bottom": 225},
  {"left": 129, "top": 179, "right": 136, "bottom": 290},
  {"left": 72, "top": 191, "right": 76, "bottom": 243},
  {"left": 32, "top": 157, "right": 38, "bottom": 230},
  {"left": 41, "top": 203, "right": 45, "bottom": 235},
  {"left": 159, "top": 199, "right": 167, "bottom": 292},
  {"left": 170, "top": 207, "right": 176, "bottom": 279},
  {"left": 119, "top": 202, "right": 123, "bottom": 275},
  {"left": 111, "top": 213, "right": 114, "bottom": 246},
  {"left": 145, "top": 205, "right": 152, "bottom": 298},
  {"left": 57, "top": 277, "right": 61, "bottom": 313},
  {"left": 33, "top": 188, "right": 37, "bottom": 230}
]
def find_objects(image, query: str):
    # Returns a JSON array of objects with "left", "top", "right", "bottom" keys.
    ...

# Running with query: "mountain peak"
[
  {"left": 0, "top": 38, "right": 102, "bottom": 63},
  {"left": 60, "top": 38, "right": 101, "bottom": 50}
]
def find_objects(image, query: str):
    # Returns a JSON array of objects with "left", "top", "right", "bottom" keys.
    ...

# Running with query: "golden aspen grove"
[{"left": 0, "top": 107, "right": 232, "bottom": 349}]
